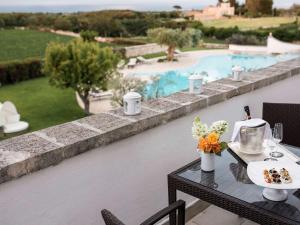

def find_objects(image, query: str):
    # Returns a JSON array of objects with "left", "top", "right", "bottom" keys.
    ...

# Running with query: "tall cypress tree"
[
  {"left": 246, "top": 0, "right": 273, "bottom": 16},
  {"left": 260, "top": 0, "right": 273, "bottom": 14}
]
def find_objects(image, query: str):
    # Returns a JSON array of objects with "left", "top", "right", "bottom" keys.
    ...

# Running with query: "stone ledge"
[{"left": 0, "top": 57, "right": 299, "bottom": 184}]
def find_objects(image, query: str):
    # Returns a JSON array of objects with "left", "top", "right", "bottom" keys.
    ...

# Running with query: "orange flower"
[
  {"left": 206, "top": 132, "right": 219, "bottom": 145},
  {"left": 198, "top": 132, "right": 223, "bottom": 154},
  {"left": 198, "top": 138, "right": 208, "bottom": 150},
  {"left": 212, "top": 143, "right": 221, "bottom": 154}
]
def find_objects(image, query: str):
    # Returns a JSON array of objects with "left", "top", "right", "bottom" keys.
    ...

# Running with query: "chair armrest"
[{"left": 140, "top": 200, "right": 185, "bottom": 225}]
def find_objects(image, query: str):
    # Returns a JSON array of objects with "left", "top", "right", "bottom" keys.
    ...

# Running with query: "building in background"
[{"left": 186, "top": 0, "right": 235, "bottom": 21}]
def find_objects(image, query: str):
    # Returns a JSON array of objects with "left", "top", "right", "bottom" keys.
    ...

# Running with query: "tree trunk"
[
  {"left": 78, "top": 91, "right": 90, "bottom": 115},
  {"left": 167, "top": 46, "right": 175, "bottom": 61}
]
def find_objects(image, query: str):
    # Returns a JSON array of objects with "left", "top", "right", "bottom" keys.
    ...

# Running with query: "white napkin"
[{"left": 231, "top": 118, "right": 271, "bottom": 142}]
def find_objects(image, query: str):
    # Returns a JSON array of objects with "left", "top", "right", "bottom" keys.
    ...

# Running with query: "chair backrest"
[
  {"left": 263, "top": 102, "right": 300, "bottom": 147},
  {"left": 101, "top": 209, "right": 126, "bottom": 225},
  {"left": 129, "top": 58, "right": 137, "bottom": 64},
  {"left": 1, "top": 101, "right": 20, "bottom": 124},
  {"left": 2, "top": 101, "right": 18, "bottom": 115},
  {"left": 137, "top": 56, "right": 146, "bottom": 62}
]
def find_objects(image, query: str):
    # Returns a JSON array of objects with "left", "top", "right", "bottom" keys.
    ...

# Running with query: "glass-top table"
[{"left": 167, "top": 149, "right": 300, "bottom": 225}]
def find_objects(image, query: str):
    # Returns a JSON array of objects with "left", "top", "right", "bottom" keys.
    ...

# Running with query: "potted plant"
[{"left": 192, "top": 117, "right": 228, "bottom": 172}]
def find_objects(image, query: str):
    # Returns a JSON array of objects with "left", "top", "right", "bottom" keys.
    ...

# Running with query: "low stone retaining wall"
[
  {"left": 125, "top": 43, "right": 167, "bottom": 58},
  {"left": 0, "top": 58, "right": 300, "bottom": 184},
  {"left": 202, "top": 43, "right": 228, "bottom": 49}
]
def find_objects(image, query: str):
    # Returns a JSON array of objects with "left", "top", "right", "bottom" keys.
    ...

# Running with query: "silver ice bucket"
[{"left": 239, "top": 123, "right": 266, "bottom": 154}]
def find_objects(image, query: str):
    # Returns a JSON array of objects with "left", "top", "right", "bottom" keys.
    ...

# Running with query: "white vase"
[{"left": 201, "top": 151, "right": 215, "bottom": 172}]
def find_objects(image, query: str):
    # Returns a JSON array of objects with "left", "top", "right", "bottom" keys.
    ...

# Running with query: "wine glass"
[
  {"left": 264, "top": 129, "right": 278, "bottom": 161},
  {"left": 270, "top": 123, "right": 284, "bottom": 158}
]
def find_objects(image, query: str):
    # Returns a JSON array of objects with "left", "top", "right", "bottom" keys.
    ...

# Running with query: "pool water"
[{"left": 141, "top": 54, "right": 297, "bottom": 98}]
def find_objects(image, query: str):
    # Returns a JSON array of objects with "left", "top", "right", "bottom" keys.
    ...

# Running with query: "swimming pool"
[{"left": 139, "top": 54, "right": 297, "bottom": 99}]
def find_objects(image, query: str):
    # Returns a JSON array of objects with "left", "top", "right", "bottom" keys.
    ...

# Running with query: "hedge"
[
  {"left": 190, "top": 21, "right": 300, "bottom": 43},
  {"left": 0, "top": 58, "right": 43, "bottom": 86},
  {"left": 111, "top": 38, "right": 147, "bottom": 46}
]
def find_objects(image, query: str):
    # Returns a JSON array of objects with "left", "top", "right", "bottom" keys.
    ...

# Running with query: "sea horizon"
[
  {"left": 0, "top": 3, "right": 206, "bottom": 13},
  {"left": 0, "top": 0, "right": 296, "bottom": 13}
]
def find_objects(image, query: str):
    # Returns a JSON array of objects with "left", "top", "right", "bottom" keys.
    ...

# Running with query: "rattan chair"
[
  {"left": 101, "top": 200, "right": 185, "bottom": 225},
  {"left": 263, "top": 102, "right": 300, "bottom": 147}
]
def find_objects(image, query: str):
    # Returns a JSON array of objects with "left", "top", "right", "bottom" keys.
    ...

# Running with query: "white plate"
[{"left": 247, "top": 161, "right": 300, "bottom": 190}]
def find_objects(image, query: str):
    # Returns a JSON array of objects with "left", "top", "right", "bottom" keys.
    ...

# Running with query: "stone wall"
[
  {"left": 125, "top": 43, "right": 168, "bottom": 58},
  {"left": 203, "top": 43, "right": 228, "bottom": 49},
  {"left": 0, "top": 57, "right": 300, "bottom": 184}
]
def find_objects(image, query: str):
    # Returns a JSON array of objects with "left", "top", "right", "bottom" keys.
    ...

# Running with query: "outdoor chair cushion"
[
  {"left": 5, "top": 114, "right": 21, "bottom": 123},
  {"left": 0, "top": 111, "right": 5, "bottom": 127},
  {"left": 2, "top": 101, "right": 18, "bottom": 115},
  {"left": 4, "top": 121, "right": 29, "bottom": 134}
]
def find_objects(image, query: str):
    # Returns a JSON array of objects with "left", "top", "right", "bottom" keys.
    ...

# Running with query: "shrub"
[
  {"left": 80, "top": 30, "right": 98, "bottom": 42},
  {"left": 186, "top": 28, "right": 202, "bottom": 47},
  {"left": 111, "top": 38, "right": 147, "bottom": 46},
  {"left": 272, "top": 23, "right": 300, "bottom": 42},
  {"left": 214, "top": 27, "right": 240, "bottom": 40},
  {"left": 0, "top": 58, "right": 43, "bottom": 86},
  {"left": 226, "top": 34, "right": 266, "bottom": 45},
  {"left": 113, "top": 47, "right": 126, "bottom": 59},
  {"left": 53, "top": 16, "right": 72, "bottom": 31}
]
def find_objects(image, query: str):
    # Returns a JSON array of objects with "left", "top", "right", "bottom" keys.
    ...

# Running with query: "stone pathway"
[{"left": 187, "top": 205, "right": 259, "bottom": 225}]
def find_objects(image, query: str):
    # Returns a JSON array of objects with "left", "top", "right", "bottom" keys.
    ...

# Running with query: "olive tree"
[
  {"left": 44, "top": 39, "right": 119, "bottom": 114},
  {"left": 109, "top": 73, "right": 147, "bottom": 106},
  {"left": 147, "top": 28, "right": 200, "bottom": 61},
  {"left": 186, "top": 28, "right": 202, "bottom": 47}
]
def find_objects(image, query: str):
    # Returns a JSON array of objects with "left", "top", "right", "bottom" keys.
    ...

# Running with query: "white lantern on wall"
[
  {"left": 189, "top": 73, "right": 203, "bottom": 94},
  {"left": 123, "top": 91, "right": 142, "bottom": 116},
  {"left": 232, "top": 65, "right": 243, "bottom": 81}
]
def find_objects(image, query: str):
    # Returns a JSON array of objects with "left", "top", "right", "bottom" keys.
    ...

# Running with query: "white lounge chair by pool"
[
  {"left": 127, "top": 58, "right": 137, "bottom": 68},
  {"left": 0, "top": 111, "right": 5, "bottom": 128},
  {"left": 1, "top": 101, "right": 29, "bottom": 134},
  {"left": 137, "top": 56, "right": 153, "bottom": 64},
  {"left": 117, "top": 60, "right": 126, "bottom": 69}
]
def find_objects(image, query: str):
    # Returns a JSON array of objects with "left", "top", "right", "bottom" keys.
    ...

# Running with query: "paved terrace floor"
[
  {"left": 0, "top": 110, "right": 202, "bottom": 225},
  {"left": 187, "top": 205, "right": 258, "bottom": 225},
  {"left": 0, "top": 108, "right": 260, "bottom": 225},
  {"left": 0, "top": 58, "right": 300, "bottom": 225}
]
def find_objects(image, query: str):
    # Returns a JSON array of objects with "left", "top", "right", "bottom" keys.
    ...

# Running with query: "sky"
[{"left": 0, "top": 0, "right": 299, "bottom": 12}]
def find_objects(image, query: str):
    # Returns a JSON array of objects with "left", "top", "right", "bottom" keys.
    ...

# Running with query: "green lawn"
[
  {"left": 142, "top": 45, "right": 225, "bottom": 59},
  {"left": 0, "top": 29, "right": 74, "bottom": 62},
  {"left": 181, "top": 46, "right": 212, "bottom": 52},
  {"left": 143, "top": 52, "right": 166, "bottom": 59},
  {"left": 0, "top": 77, "right": 85, "bottom": 137},
  {"left": 0, "top": 29, "right": 129, "bottom": 62},
  {"left": 202, "top": 17, "right": 297, "bottom": 30}
]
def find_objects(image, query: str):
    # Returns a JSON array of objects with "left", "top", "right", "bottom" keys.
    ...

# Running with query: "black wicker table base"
[{"left": 168, "top": 149, "right": 300, "bottom": 225}]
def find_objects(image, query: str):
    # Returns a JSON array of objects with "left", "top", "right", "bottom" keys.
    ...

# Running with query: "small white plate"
[{"left": 247, "top": 161, "right": 300, "bottom": 190}]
